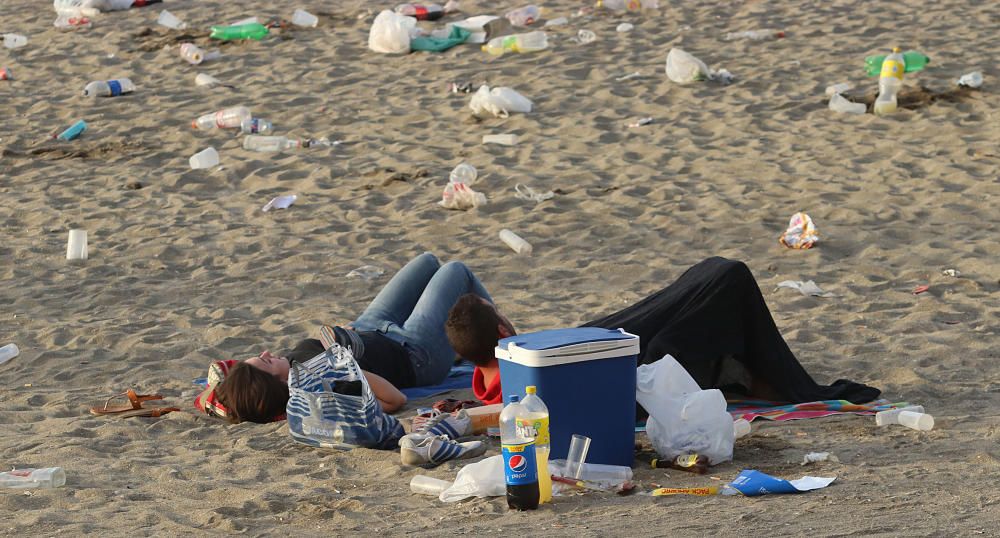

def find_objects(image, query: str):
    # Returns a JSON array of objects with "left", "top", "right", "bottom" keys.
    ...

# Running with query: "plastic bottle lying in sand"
[
  {"left": 240, "top": 118, "right": 273, "bottom": 135},
  {"left": 193, "top": 106, "right": 251, "bottom": 130},
  {"left": 0, "top": 343, "right": 19, "bottom": 366},
  {"left": 505, "top": 5, "right": 541, "bottom": 26},
  {"left": 242, "top": 135, "right": 302, "bottom": 152},
  {"left": 395, "top": 3, "right": 445, "bottom": 20},
  {"left": 83, "top": 78, "right": 135, "bottom": 97},
  {"left": 2, "top": 33, "right": 28, "bottom": 49},
  {"left": 874, "top": 47, "right": 905, "bottom": 116},
  {"left": 875, "top": 405, "right": 925, "bottom": 426},
  {"left": 723, "top": 29, "right": 786, "bottom": 41},
  {"left": 597, "top": 0, "right": 657, "bottom": 11},
  {"left": 0, "top": 468, "right": 65, "bottom": 489},
  {"left": 210, "top": 23, "right": 269, "bottom": 41},
  {"left": 482, "top": 32, "right": 548, "bottom": 56}
]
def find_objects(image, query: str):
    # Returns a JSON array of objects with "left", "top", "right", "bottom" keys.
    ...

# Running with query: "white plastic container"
[
  {"left": 0, "top": 468, "right": 66, "bottom": 489},
  {"left": 0, "top": 343, "right": 19, "bottom": 366},
  {"left": 180, "top": 43, "right": 205, "bottom": 65},
  {"left": 499, "top": 229, "right": 532, "bottom": 255},
  {"left": 483, "top": 134, "right": 518, "bottom": 146},
  {"left": 83, "top": 78, "right": 135, "bottom": 98},
  {"left": 409, "top": 475, "right": 451, "bottom": 496},
  {"left": 157, "top": 9, "right": 187, "bottom": 30},
  {"left": 897, "top": 411, "right": 934, "bottom": 431},
  {"left": 875, "top": 405, "right": 925, "bottom": 426},
  {"left": 189, "top": 147, "right": 219, "bottom": 169},
  {"left": 66, "top": 229, "right": 88, "bottom": 260},
  {"left": 291, "top": 9, "right": 318, "bottom": 27}
]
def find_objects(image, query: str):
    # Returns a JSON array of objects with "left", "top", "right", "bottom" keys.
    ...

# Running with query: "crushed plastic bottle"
[
  {"left": 242, "top": 135, "right": 302, "bottom": 152},
  {"left": 192, "top": 106, "right": 251, "bottom": 130},
  {"left": 83, "top": 78, "right": 135, "bottom": 97},
  {"left": 482, "top": 31, "right": 548, "bottom": 56}
]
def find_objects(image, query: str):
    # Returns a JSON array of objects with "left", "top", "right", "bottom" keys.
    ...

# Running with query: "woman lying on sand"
[{"left": 196, "top": 252, "right": 493, "bottom": 424}]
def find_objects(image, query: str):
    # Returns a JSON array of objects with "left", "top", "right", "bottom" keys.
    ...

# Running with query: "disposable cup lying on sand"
[
  {"left": 410, "top": 476, "right": 452, "bottom": 496},
  {"left": 483, "top": 134, "right": 518, "bottom": 146},
  {"left": 189, "top": 147, "right": 219, "bottom": 169},
  {"left": 291, "top": 9, "right": 318, "bottom": 27},
  {"left": 66, "top": 229, "right": 88, "bottom": 260},
  {"left": 158, "top": 10, "right": 187, "bottom": 30}
]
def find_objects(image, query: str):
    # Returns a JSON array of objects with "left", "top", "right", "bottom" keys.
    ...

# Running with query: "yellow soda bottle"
[{"left": 519, "top": 386, "right": 552, "bottom": 504}]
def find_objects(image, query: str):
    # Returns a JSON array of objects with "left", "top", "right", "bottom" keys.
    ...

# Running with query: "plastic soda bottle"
[
  {"left": 0, "top": 468, "right": 66, "bottom": 489},
  {"left": 242, "top": 135, "right": 302, "bottom": 152},
  {"left": 864, "top": 50, "right": 929, "bottom": 77},
  {"left": 874, "top": 47, "right": 905, "bottom": 116},
  {"left": 519, "top": 386, "right": 551, "bottom": 504},
  {"left": 240, "top": 118, "right": 273, "bottom": 135},
  {"left": 210, "top": 23, "right": 269, "bottom": 41},
  {"left": 192, "top": 106, "right": 251, "bottom": 130},
  {"left": 500, "top": 395, "right": 539, "bottom": 510},
  {"left": 505, "top": 5, "right": 541, "bottom": 26},
  {"left": 482, "top": 32, "right": 548, "bottom": 56},
  {"left": 394, "top": 3, "right": 445, "bottom": 20},
  {"left": 83, "top": 78, "right": 135, "bottom": 97}
]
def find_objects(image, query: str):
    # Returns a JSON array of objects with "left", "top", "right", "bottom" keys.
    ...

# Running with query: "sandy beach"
[{"left": 1, "top": 0, "right": 998, "bottom": 535}]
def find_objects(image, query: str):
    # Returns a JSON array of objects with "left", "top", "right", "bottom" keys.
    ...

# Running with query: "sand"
[{"left": 1, "top": 0, "right": 998, "bottom": 535}]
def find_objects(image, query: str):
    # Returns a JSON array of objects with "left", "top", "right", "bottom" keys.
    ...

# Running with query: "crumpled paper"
[
  {"left": 779, "top": 212, "right": 819, "bottom": 249},
  {"left": 439, "top": 182, "right": 486, "bottom": 210},
  {"left": 777, "top": 280, "right": 835, "bottom": 298}
]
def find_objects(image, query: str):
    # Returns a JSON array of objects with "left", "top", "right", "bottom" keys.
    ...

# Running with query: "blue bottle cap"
[{"left": 507, "top": 395, "right": 520, "bottom": 404}]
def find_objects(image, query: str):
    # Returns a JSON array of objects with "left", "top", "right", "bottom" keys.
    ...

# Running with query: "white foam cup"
[{"left": 66, "top": 229, "right": 88, "bottom": 260}]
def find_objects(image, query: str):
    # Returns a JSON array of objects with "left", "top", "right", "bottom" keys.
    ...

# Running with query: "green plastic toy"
[
  {"left": 864, "top": 50, "right": 930, "bottom": 77},
  {"left": 210, "top": 23, "right": 269, "bottom": 41}
]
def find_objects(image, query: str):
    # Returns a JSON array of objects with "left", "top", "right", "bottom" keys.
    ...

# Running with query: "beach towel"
[
  {"left": 401, "top": 362, "right": 475, "bottom": 399},
  {"left": 727, "top": 398, "right": 904, "bottom": 422}
]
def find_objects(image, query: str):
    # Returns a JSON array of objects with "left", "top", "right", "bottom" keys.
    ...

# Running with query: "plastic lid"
[
  {"left": 525, "top": 386, "right": 537, "bottom": 394},
  {"left": 507, "top": 395, "right": 520, "bottom": 403}
]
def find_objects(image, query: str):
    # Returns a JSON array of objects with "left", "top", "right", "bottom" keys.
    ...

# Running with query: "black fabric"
[
  {"left": 285, "top": 333, "right": 417, "bottom": 389},
  {"left": 582, "top": 257, "right": 881, "bottom": 408}
]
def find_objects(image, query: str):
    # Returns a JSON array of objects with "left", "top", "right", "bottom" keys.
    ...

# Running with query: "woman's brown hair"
[{"left": 214, "top": 362, "right": 289, "bottom": 424}]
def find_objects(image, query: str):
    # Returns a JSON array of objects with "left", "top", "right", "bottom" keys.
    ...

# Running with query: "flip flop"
[
  {"left": 319, "top": 325, "right": 337, "bottom": 350},
  {"left": 112, "top": 407, "right": 181, "bottom": 419},
  {"left": 90, "top": 389, "right": 164, "bottom": 416}
]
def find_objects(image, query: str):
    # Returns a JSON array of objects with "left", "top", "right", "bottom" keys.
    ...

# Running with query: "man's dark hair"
[
  {"left": 214, "top": 362, "right": 289, "bottom": 424},
  {"left": 446, "top": 294, "right": 501, "bottom": 366}
]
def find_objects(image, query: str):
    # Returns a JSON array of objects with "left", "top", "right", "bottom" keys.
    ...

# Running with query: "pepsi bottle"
[{"left": 500, "top": 395, "right": 539, "bottom": 510}]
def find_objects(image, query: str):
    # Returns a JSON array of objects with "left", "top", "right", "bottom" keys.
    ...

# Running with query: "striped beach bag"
[{"left": 286, "top": 344, "right": 404, "bottom": 450}]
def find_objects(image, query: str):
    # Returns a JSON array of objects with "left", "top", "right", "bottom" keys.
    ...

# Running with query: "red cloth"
[{"left": 472, "top": 366, "right": 503, "bottom": 405}]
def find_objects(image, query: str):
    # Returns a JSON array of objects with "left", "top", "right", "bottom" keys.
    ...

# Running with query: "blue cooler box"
[{"left": 496, "top": 327, "right": 639, "bottom": 467}]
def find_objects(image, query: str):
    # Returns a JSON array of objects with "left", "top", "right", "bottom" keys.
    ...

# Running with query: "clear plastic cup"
[
  {"left": 409, "top": 475, "right": 451, "bottom": 496},
  {"left": 66, "top": 229, "right": 88, "bottom": 260},
  {"left": 179, "top": 43, "right": 204, "bottom": 65},
  {"left": 291, "top": 9, "right": 318, "bottom": 27},
  {"left": 565, "top": 434, "right": 591, "bottom": 479},
  {"left": 157, "top": 10, "right": 187, "bottom": 30},
  {"left": 898, "top": 411, "right": 934, "bottom": 431},
  {"left": 189, "top": 147, "right": 219, "bottom": 169},
  {"left": 733, "top": 418, "right": 751, "bottom": 439}
]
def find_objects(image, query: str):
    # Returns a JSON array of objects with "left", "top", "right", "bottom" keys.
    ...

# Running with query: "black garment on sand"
[
  {"left": 582, "top": 257, "right": 881, "bottom": 409},
  {"left": 284, "top": 332, "right": 417, "bottom": 389}
]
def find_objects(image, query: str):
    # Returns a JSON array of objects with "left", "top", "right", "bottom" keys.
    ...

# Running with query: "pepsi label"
[
  {"left": 108, "top": 80, "right": 122, "bottom": 96},
  {"left": 502, "top": 441, "right": 538, "bottom": 485}
]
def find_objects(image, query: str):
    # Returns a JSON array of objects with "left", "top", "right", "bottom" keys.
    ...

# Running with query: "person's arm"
[{"left": 363, "top": 370, "right": 407, "bottom": 413}]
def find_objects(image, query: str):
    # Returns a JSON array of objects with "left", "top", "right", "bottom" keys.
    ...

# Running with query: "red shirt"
[{"left": 472, "top": 366, "right": 503, "bottom": 405}]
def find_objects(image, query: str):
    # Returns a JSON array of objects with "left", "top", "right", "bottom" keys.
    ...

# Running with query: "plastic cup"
[
  {"left": 733, "top": 418, "right": 751, "bottom": 439},
  {"left": 874, "top": 405, "right": 924, "bottom": 427},
  {"left": 898, "top": 411, "right": 934, "bottom": 431},
  {"left": 499, "top": 229, "right": 532, "bottom": 255},
  {"left": 179, "top": 43, "right": 204, "bottom": 65},
  {"left": 189, "top": 147, "right": 219, "bottom": 169},
  {"left": 157, "top": 10, "right": 187, "bottom": 30},
  {"left": 66, "top": 229, "right": 88, "bottom": 260},
  {"left": 482, "top": 134, "right": 518, "bottom": 146},
  {"left": 565, "top": 434, "right": 591, "bottom": 479},
  {"left": 291, "top": 9, "right": 318, "bottom": 27},
  {"left": 409, "top": 475, "right": 451, "bottom": 496}
]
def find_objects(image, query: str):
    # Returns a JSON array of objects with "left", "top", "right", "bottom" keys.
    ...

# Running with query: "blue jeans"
[{"left": 351, "top": 253, "right": 493, "bottom": 386}]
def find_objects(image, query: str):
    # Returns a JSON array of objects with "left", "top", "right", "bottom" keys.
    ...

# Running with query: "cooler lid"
[{"left": 496, "top": 327, "right": 639, "bottom": 367}]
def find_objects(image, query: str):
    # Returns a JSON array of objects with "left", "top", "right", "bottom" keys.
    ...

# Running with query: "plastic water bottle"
[
  {"left": 240, "top": 118, "right": 273, "bottom": 135},
  {"left": 500, "top": 395, "right": 539, "bottom": 510},
  {"left": 0, "top": 468, "right": 66, "bottom": 489},
  {"left": 505, "top": 5, "right": 541, "bottom": 26},
  {"left": 598, "top": 0, "right": 655, "bottom": 11},
  {"left": 192, "top": 106, "right": 251, "bottom": 130},
  {"left": 875, "top": 405, "right": 925, "bottom": 426},
  {"left": 394, "top": 4, "right": 445, "bottom": 20},
  {"left": 520, "top": 386, "right": 551, "bottom": 504},
  {"left": 482, "top": 32, "right": 548, "bottom": 56},
  {"left": 242, "top": 135, "right": 302, "bottom": 152},
  {"left": 83, "top": 78, "right": 135, "bottom": 97},
  {"left": 874, "top": 47, "right": 905, "bottom": 116},
  {"left": 0, "top": 343, "right": 19, "bottom": 366}
]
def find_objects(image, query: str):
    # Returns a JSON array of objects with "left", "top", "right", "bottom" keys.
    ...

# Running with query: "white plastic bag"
[
  {"left": 469, "top": 85, "right": 533, "bottom": 118},
  {"left": 665, "top": 48, "right": 710, "bottom": 84},
  {"left": 636, "top": 355, "right": 734, "bottom": 465},
  {"left": 368, "top": 10, "right": 415, "bottom": 54},
  {"left": 439, "top": 455, "right": 505, "bottom": 502}
]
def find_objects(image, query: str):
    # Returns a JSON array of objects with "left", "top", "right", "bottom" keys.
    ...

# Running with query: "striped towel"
[
  {"left": 727, "top": 398, "right": 905, "bottom": 422},
  {"left": 286, "top": 344, "right": 404, "bottom": 450}
]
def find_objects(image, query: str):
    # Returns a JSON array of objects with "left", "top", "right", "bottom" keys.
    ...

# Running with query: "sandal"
[
  {"left": 89, "top": 389, "right": 164, "bottom": 416},
  {"left": 111, "top": 407, "right": 181, "bottom": 419}
]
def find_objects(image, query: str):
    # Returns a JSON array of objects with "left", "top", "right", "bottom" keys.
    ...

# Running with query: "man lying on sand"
[{"left": 445, "top": 257, "right": 881, "bottom": 410}]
